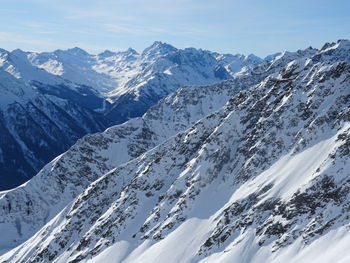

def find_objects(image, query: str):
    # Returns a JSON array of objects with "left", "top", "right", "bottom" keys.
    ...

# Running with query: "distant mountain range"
[
  {"left": 1, "top": 41, "right": 277, "bottom": 122},
  {"left": 0, "top": 42, "right": 275, "bottom": 190},
  {"left": 0, "top": 40, "right": 349, "bottom": 263}
]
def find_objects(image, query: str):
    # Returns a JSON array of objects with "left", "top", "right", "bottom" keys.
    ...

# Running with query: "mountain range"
[
  {"left": 0, "top": 42, "right": 272, "bottom": 190},
  {"left": 0, "top": 39, "right": 349, "bottom": 262}
]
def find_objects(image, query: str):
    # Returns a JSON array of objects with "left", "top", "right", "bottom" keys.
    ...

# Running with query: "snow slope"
[
  {"left": 1, "top": 40, "right": 350, "bottom": 262},
  {"left": 0, "top": 75, "right": 254, "bottom": 254}
]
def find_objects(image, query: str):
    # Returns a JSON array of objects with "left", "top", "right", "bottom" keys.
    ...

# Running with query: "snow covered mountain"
[
  {"left": 27, "top": 41, "right": 236, "bottom": 123},
  {"left": 105, "top": 43, "right": 234, "bottom": 123},
  {"left": 214, "top": 53, "right": 263, "bottom": 75},
  {"left": 0, "top": 74, "right": 255, "bottom": 254},
  {"left": 0, "top": 69, "right": 111, "bottom": 190},
  {"left": 0, "top": 40, "right": 349, "bottom": 263},
  {"left": 0, "top": 42, "right": 264, "bottom": 190},
  {"left": 1, "top": 42, "right": 257, "bottom": 123}
]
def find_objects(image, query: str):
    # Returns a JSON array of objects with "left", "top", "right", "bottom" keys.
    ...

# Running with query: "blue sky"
[{"left": 0, "top": 0, "right": 349, "bottom": 57}]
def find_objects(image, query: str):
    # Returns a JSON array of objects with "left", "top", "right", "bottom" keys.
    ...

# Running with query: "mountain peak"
[
  {"left": 99, "top": 48, "right": 138, "bottom": 58},
  {"left": 316, "top": 39, "right": 350, "bottom": 63},
  {"left": 11, "top": 48, "right": 28, "bottom": 57},
  {"left": 245, "top": 54, "right": 263, "bottom": 63},
  {"left": 151, "top": 40, "right": 174, "bottom": 48},
  {"left": 116, "top": 47, "right": 139, "bottom": 57},
  {"left": 98, "top": 49, "right": 117, "bottom": 58},
  {"left": 125, "top": 47, "right": 138, "bottom": 55},
  {"left": 334, "top": 39, "right": 350, "bottom": 50},
  {"left": 142, "top": 41, "right": 177, "bottom": 58},
  {"left": 263, "top": 52, "right": 281, "bottom": 62},
  {"left": 65, "top": 47, "right": 89, "bottom": 56},
  {"left": 319, "top": 40, "right": 350, "bottom": 53}
]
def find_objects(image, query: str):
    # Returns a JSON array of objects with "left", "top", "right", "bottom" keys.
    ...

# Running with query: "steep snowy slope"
[
  {"left": 1, "top": 39, "right": 350, "bottom": 262},
  {"left": 0, "top": 75, "right": 254, "bottom": 254},
  {"left": 0, "top": 70, "right": 111, "bottom": 190}
]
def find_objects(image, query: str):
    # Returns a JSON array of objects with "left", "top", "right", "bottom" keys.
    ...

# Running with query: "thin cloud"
[
  {"left": 0, "top": 31, "right": 120, "bottom": 53},
  {"left": 22, "top": 22, "right": 61, "bottom": 35},
  {"left": 0, "top": 8, "right": 28, "bottom": 14},
  {"left": 0, "top": 32, "right": 63, "bottom": 49},
  {"left": 103, "top": 24, "right": 167, "bottom": 36}
]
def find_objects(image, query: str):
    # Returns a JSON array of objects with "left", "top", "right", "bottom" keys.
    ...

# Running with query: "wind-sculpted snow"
[
  {"left": 1, "top": 40, "right": 350, "bottom": 263},
  {"left": 0, "top": 76, "right": 252, "bottom": 255}
]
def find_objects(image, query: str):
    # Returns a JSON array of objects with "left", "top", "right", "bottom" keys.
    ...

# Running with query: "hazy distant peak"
[
  {"left": 142, "top": 41, "right": 177, "bottom": 58},
  {"left": 98, "top": 49, "right": 117, "bottom": 58},
  {"left": 125, "top": 47, "right": 138, "bottom": 55},
  {"left": 11, "top": 48, "right": 28, "bottom": 57},
  {"left": 65, "top": 47, "right": 89, "bottom": 56}
]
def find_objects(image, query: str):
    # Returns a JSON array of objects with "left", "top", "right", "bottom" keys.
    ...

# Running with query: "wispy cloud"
[
  {"left": 1, "top": 0, "right": 349, "bottom": 56},
  {"left": 0, "top": 32, "right": 64, "bottom": 50},
  {"left": 26, "top": 0, "right": 218, "bottom": 36},
  {"left": 103, "top": 24, "right": 167, "bottom": 36},
  {"left": 22, "top": 22, "right": 62, "bottom": 35},
  {"left": 0, "top": 31, "right": 120, "bottom": 53},
  {"left": 0, "top": 8, "right": 28, "bottom": 14}
]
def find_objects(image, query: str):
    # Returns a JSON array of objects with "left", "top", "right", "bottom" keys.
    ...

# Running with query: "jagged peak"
[
  {"left": 263, "top": 52, "right": 281, "bottom": 62},
  {"left": 270, "top": 46, "right": 316, "bottom": 64},
  {"left": 125, "top": 47, "right": 138, "bottom": 55},
  {"left": 98, "top": 48, "right": 138, "bottom": 58},
  {"left": 244, "top": 54, "right": 263, "bottom": 63},
  {"left": 271, "top": 50, "right": 294, "bottom": 62},
  {"left": 56, "top": 47, "right": 90, "bottom": 56},
  {"left": 320, "top": 39, "right": 350, "bottom": 53},
  {"left": 68, "top": 47, "right": 89, "bottom": 55},
  {"left": 98, "top": 49, "right": 117, "bottom": 58},
  {"left": 150, "top": 40, "right": 176, "bottom": 49},
  {"left": 337, "top": 38, "right": 350, "bottom": 46},
  {"left": 142, "top": 41, "right": 177, "bottom": 57},
  {"left": 11, "top": 48, "right": 28, "bottom": 56},
  {"left": 116, "top": 47, "right": 139, "bottom": 57}
]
